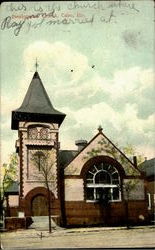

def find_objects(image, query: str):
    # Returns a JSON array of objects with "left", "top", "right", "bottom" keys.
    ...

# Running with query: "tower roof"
[{"left": 11, "top": 71, "right": 66, "bottom": 129}]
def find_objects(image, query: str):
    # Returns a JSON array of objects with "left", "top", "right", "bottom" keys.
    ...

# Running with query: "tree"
[
  {"left": 122, "top": 144, "right": 145, "bottom": 167},
  {"left": 83, "top": 138, "right": 145, "bottom": 228},
  {"left": 121, "top": 179, "right": 138, "bottom": 228},
  {"left": 31, "top": 149, "right": 56, "bottom": 233},
  {"left": 0, "top": 153, "right": 18, "bottom": 218},
  {"left": 121, "top": 144, "right": 145, "bottom": 228}
]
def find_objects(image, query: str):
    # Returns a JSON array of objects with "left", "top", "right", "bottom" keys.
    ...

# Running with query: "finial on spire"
[
  {"left": 35, "top": 58, "right": 39, "bottom": 72},
  {"left": 98, "top": 125, "right": 103, "bottom": 133}
]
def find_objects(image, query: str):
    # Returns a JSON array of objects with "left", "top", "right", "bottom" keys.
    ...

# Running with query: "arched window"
[{"left": 86, "top": 163, "right": 121, "bottom": 202}]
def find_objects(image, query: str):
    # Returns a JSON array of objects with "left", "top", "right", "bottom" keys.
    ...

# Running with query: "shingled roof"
[
  {"left": 139, "top": 158, "right": 155, "bottom": 177},
  {"left": 59, "top": 150, "right": 78, "bottom": 168},
  {"left": 11, "top": 72, "right": 66, "bottom": 129},
  {"left": 4, "top": 181, "right": 19, "bottom": 195}
]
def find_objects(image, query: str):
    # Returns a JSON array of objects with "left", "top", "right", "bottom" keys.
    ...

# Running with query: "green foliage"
[
  {"left": 123, "top": 179, "right": 138, "bottom": 200},
  {"left": 123, "top": 144, "right": 145, "bottom": 166},
  {"left": 0, "top": 153, "right": 18, "bottom": 203},
  {"left": 83, "top": 138, "right": 144, "bottom": 176}
]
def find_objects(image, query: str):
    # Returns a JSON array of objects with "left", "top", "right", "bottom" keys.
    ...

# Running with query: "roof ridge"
[
  {"left": 63, "top": 130, "right": 141, "bottom": 174},
  {"left": 100, "top": 131, "right": 141, "bottom": 173}
]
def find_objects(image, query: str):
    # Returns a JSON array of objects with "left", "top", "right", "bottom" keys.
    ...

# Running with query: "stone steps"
[{"left": 30, "top": 216, "right": 59, "bottom": 231}]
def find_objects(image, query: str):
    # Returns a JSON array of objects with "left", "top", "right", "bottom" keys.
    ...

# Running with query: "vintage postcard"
[{"left": 1, "top": 1, "right": 154, "bottom": 249}]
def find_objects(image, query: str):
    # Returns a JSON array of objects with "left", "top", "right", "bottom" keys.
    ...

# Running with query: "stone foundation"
[{"left": 5, "top": 217, "right": 33, "bottom": 230}]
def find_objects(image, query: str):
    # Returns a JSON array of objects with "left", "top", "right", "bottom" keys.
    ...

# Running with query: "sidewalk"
[
  {"left": 59, "top": 224, "right": 155, "bottom": 233},
  {"left": 1, "top": 225, "right": 155, "bottom": 249}
]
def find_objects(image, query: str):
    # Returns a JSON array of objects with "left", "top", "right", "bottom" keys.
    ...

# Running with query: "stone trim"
[
  {"left": 80, "top": 155, "right": 126, "bottom": 178},
  {"left": 56, "top": 132, "right": 60, "bottom": 199},
  {"left": 19, "top": 131, "right": 24, "bottom": 198},
  {"left": 25, "top": 186, "right": 55, "bottom": 200},
  {"left": 24, "top": 186, "right": 55, "bottom": 216},
  {"left": 23, "top": 122, "right": 55, "bottom": 129},
  {"left": 64, "top": 175, "right": 82, "bottom": 179}
]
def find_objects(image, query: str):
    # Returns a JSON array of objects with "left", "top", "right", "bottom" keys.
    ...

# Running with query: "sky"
[{"left": 0, "top": 1, "right": 155, "bottom": 164}]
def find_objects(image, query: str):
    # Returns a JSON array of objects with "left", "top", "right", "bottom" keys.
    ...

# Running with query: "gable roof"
[
  {"left": 11, "top": 72, "right": 66, "bottom": 129},
  {"left": 63, "top": 130, "right": 141, "bottom": 174}
]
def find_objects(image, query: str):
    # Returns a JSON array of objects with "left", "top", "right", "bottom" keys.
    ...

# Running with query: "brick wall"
[
  {"left": 65, "top": 200, "right": 148, "bottom": 226},
  {"left": 7, "top": 207, "right": 19, "bottom": 217}
]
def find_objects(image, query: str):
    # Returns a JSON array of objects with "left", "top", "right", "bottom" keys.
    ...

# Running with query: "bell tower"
[{"left": 11, "top": 70, "right": 66, "bottom": 220}]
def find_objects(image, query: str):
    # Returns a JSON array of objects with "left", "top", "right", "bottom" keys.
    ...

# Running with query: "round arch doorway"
[{"left": 31, "top": 194, "right": 48, "bottom": 216}]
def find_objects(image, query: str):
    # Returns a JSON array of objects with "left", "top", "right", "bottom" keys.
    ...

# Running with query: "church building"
[{"left": 8, "top": 70, "right": 149, "bottom": 227}]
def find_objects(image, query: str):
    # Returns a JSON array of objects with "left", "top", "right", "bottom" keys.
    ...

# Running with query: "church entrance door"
[{"left": 31, "top": 194, "right": 48, "bottom": 216}]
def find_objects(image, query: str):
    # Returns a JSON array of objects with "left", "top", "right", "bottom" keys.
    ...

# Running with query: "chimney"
[
  {"left": 75, "top": 139, "right": 87, "bottom": 152},
  {"left": 133, "top": 156, "right": 137, "bottom": 167}
]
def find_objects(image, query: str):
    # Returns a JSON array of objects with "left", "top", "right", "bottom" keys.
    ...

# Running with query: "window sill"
[
  {"left": 26, "top": 180, "right": 53, "bottom": 183},
  {"left": 86, "top": 199, "right": 122, "bottom": 203}
]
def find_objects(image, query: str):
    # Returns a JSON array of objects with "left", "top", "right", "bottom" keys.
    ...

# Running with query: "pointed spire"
[
  {"left": 98, "top": 125, "right": 103, "bottom": 133},
  {"left": 35, "top": 58, "right": 39, "bottom": 72},
  {"left": 11, "top": 71, "right": 66, "bottom": 130}
]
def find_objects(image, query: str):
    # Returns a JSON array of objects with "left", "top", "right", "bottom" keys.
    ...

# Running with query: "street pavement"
[{"left": 1, "top": 225, "right": 155, "bottom": 249}]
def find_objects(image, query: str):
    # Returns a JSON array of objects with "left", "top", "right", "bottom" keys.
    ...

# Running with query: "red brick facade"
[{"left": 65, "top": 200, "right": 148, "bottom": 226}]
